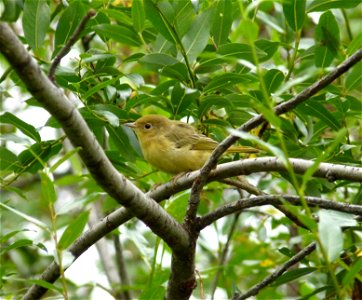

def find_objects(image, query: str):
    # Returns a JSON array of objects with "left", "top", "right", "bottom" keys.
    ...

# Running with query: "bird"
[{"left": 125, "top": 114, "right": 258, "bottom": 174}]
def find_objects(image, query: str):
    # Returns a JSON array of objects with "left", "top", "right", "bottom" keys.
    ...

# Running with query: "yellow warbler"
[{"left": 125, "top": 115, "right": 258, "bottom": 174}]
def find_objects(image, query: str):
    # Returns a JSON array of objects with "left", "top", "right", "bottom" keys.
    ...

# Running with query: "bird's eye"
[{"left": 144, "top": 123, "right": 152, "bottom": 130}]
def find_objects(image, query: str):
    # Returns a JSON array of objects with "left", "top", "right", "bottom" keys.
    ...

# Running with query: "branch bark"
[
  {"left": 233, "top": 242, "right": 317, "bottom": 300},
  {"left": 22, "top": 157, "right": 362, "bottom": 298},
  {"left": 198, "top": 195, "right": 362, "bottom": 230},
  {"left": 0, "top": 22, "right": 189, "bottom": 254}
]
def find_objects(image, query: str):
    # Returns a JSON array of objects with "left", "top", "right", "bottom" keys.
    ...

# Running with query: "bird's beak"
[{"left": 124, "top": 122, "right": 136, "bottom": 128}]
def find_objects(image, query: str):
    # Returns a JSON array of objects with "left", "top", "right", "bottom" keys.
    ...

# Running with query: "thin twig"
[
  {"left": 186, "top": 48, "right": 362, "bottom": 225},
  {"left": 48, "top": 9, "right": 96, "bottom": 82},
  {"left": 233, "top": 242, "right": 317, "bottom": 300},
  {"left": 198, "top": 194, "right": 362, "bottom": 230}
]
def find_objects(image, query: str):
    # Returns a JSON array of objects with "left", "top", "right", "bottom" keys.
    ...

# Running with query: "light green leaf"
[
  {"left": 132, "top": 0, "right": 145, "bottom": 32},
  {"left": 53, "top": 1, "right": 85, "bottom": 57},
  {"left": 318, "top": 210, "right": 344, "bottom": 261},
  {"left": 0, "top": 146, "right": 18, "bottom": 172},
  {"left": 93, "top": 24, "right": 142, "bottom": 46},
  {"left": 22, "top": 0, "right": 50, "bottom": 49},
  {"left": 40, "top": 171, "right": 56, "bottom": 204},
  {"left": 0, "top": 112, "right": 41, "bottom": 142},
  {"left": 182, "top": 9, "right": 213, "bottom": 63},
  {"left": 203, "top": 73, "right": 254, "bottom": 93},
  {"left": 58, "top": 211, "right": 90, "bottom": 250},
  {"left": 0, "top": 202, "right": 49, "bottom": 231}
]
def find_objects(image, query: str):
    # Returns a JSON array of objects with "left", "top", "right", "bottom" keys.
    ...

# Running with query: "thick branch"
[
  {"left": 198, "top": 195, "right": 362, "bottom": 230},
  {"left": 0, "top": 23, "right": 189, "bottom": 253},
  {"left": 21, "top": 157, "right": 362, "bottom": 298},
  {"left": 233, "top": 242, "right": 317, "bottom": 300}
]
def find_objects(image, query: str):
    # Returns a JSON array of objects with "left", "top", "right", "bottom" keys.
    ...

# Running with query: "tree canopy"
[{"left": 0, "top": 0, "right": 361, "bottom": 299}]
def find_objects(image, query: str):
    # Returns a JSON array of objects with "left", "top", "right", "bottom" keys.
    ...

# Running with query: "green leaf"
[
  {"left": 40, "top": 171, "right": 57, "bottom": 204},
  {"left": 0, "top": 202, "right": 49, "bottom": 231},
  {"left": 94, "top": 110, "right": 120, "bottom": 127},
  {"left": 144, "top": 0, "right": 177, "bottom": 44},
  {"left": 203, "top": 73, "right": 254, "bottom": 93},
  {"left": 53, "top": 1, "right": 86, "bottom": 57},
  {"left": 342, "top": 258, "right": 362, "bottom": 286},
  {"left": 22, "top": 0, "right": 50, "bottom": 49},
  {"left": 347, "top": 33, "right": 362, "bottom": 56},
  {"left": 315, "top": 11, "right": 340, "bottom": 57},
  {"left": 211, "top": 0, "right": 232, "bottom": 46},
  {"left": 345, "top": 61, "right": 362, "bottom": 91},
  {"left": 1, "top": 239, "right": 33, "bottom": 253},
  {"left": 83, "top": 76, "right": 121, "bottom": 100},
  {"left": 263, "top": 69, "right": 285, "bottom": 94},
  {"left": 93, "top": 24, "right": 142, "bottom": 47},
  {"left": 318, "top": 210, "right": 344, "bottom": 261},
  {"left": 239, "top": 19, "right": 259, "bottom": 42},
  {"left": 0, "top": 146, "right": 18, "bottom": 172},
  {"left": 283, "top": 0, "right": 306, "bottom": 31},
  {"left": 307, "top": 0, "right": 361, "bottom": 12},
  {"left": 1, "top": 0, "right": 23, "bottom": 22},
  {"left": 16, "top": 141, "right": 63, "bottom": 174},
  {"left": 198, "top": 95, "right": 230, "bottom": 118},
  {"left": 161, "top": 62, "right": 190, "bottom": 83},
  {"left": 217, "top": 43, "right": 267, "bottom": 63},
  {"left": 314, "top": 45, "right": 335, "bottom": 68},
  {"left": 182, "top": 9, "right": 213, "bottom": 63},
  {"left": 272, "top": 267, "right": 317, "bottom": 286},
  {"left": 255, "top": 39, "right": 280, "bottom": 62},
  {"left": 297, "top": 100, "right": 340, "bottom": 131},
  {"left": 140, "top": 53, "right": 179, "bottom": 69},
  {"left": 132, "top": 0, "right": 145, "bottom": 32},
  {"left": 0, "top": 229, "right": 31, "bottom": 244},
  {"left": 0, "top": 112, "right": 41, "bottom": 142},
  {"left": 58, "top": 211, "right": 90, "bottom": 250}
]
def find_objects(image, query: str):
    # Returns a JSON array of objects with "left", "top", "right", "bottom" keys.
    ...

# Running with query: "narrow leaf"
[
  {"left": 211, "top": 0, "right": 232, "bottom": 46},
  {"left": 58, "top": 211, "right": 90, "bottom": 250},
  {"left": 0, "top": 112, "right": 41, "bottom": 142},
  {"left": 283, "top": 0, "right": 306, "bottom": 31},
  {"left": 22, "top": 0, "right": 50, "bottom": 49},
  {"left": 40, "top": 171, "right": 57, "bottom": 204},
  {"left": 132, "top": 0, "right": 145, "bottom": 32}
]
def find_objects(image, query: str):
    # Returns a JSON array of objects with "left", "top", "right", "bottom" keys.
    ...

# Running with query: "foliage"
[{"left": 0, "top": 0, "right": 361, "bottom": 299}]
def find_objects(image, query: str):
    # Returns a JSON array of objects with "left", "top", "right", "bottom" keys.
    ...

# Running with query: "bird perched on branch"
[{"left": 125, "top": 115, "right": 258, "bottom": 174}]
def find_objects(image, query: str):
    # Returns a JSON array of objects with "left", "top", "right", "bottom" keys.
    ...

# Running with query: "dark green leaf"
[
  {"left": 211, "top": 0, "right": 232, "bottom": 46},
  {"left": 308, "top": 0, "right": 361, "bottom": 12},
  {"left": 272, "top": 267, "right": 317, "bottom": 286},
  {"left": 0, "top": 229, "right": 31, "bottom": 244},
  {"left": 345, "top": 61, "right": 362, "bottom": 91},
  {"left": 203, "top": 73, "right": 254, "bottom": 93},
  {"left": 297, "top": 100, "right": 340, "bottom": 130},
  {"left": 53, "top": 1, "right": 86, "bottom": 57},
  {"left": 58, "top": 211, "right": 90, "bottom": 250},
  {"left": 22, "top": 0, "right": 50, "bottom": 49},
  {"left": 144, "top": 0, "right": 177, "bottom": 44},
  {"left": 1, "top": 0, "right": 23, "bottom": 22},
  {"left": 217, "top": 43, "right": 267, "bottom": 63},
  {"left": 0, "top": 112, "right": 41, "bottom": 142},
  {"left": 283, "top": 0, "right": 306, "bottom": 31},
  {"left": 263, "top": 69, "right": 284, "bottom": 94},
  {"left": 1, "top": 239, "right": 33, "bottom": 253},
  {"left": 140, "top": 53, "right": 179, "bottom": 70},
  {"left": 93, "top": 24, "right": 142, "bottom": 47},
  {"left": 16, "top": 141, "right": 63, "bottom": 174},
  {"left": 198, "top": 95, "right": 230, "bottom": 118},
  {"left": 314, "top": 45, "right": 335, "bottom": 68},
  {"left": 255, "top": 39, "right": 280, "bottom": 61},
  {"left": 315, "top": 11, "right": 340, "bottom": 56},
  {"left": 161, "top": 62, "right": 190, "bottom": 83}
]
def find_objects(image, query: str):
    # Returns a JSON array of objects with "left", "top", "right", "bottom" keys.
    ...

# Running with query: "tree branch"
[
  {"left": 21, "top": 157, "right": 362, "bottom": 299},
  {"left": 233, "top": 242, "right": 317, "bottom": 300},
  {"left": 0, "top": 23, "right": 189, "bottom": 253},
  {"left": 186, "top": 48, "right": 362, "bottom": 225},
  {"left": 48, "top": 9, "right": 96, "bottom": 82},
  {"left": 198, "top": 195, "right": 362, "bottom": 230}
]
